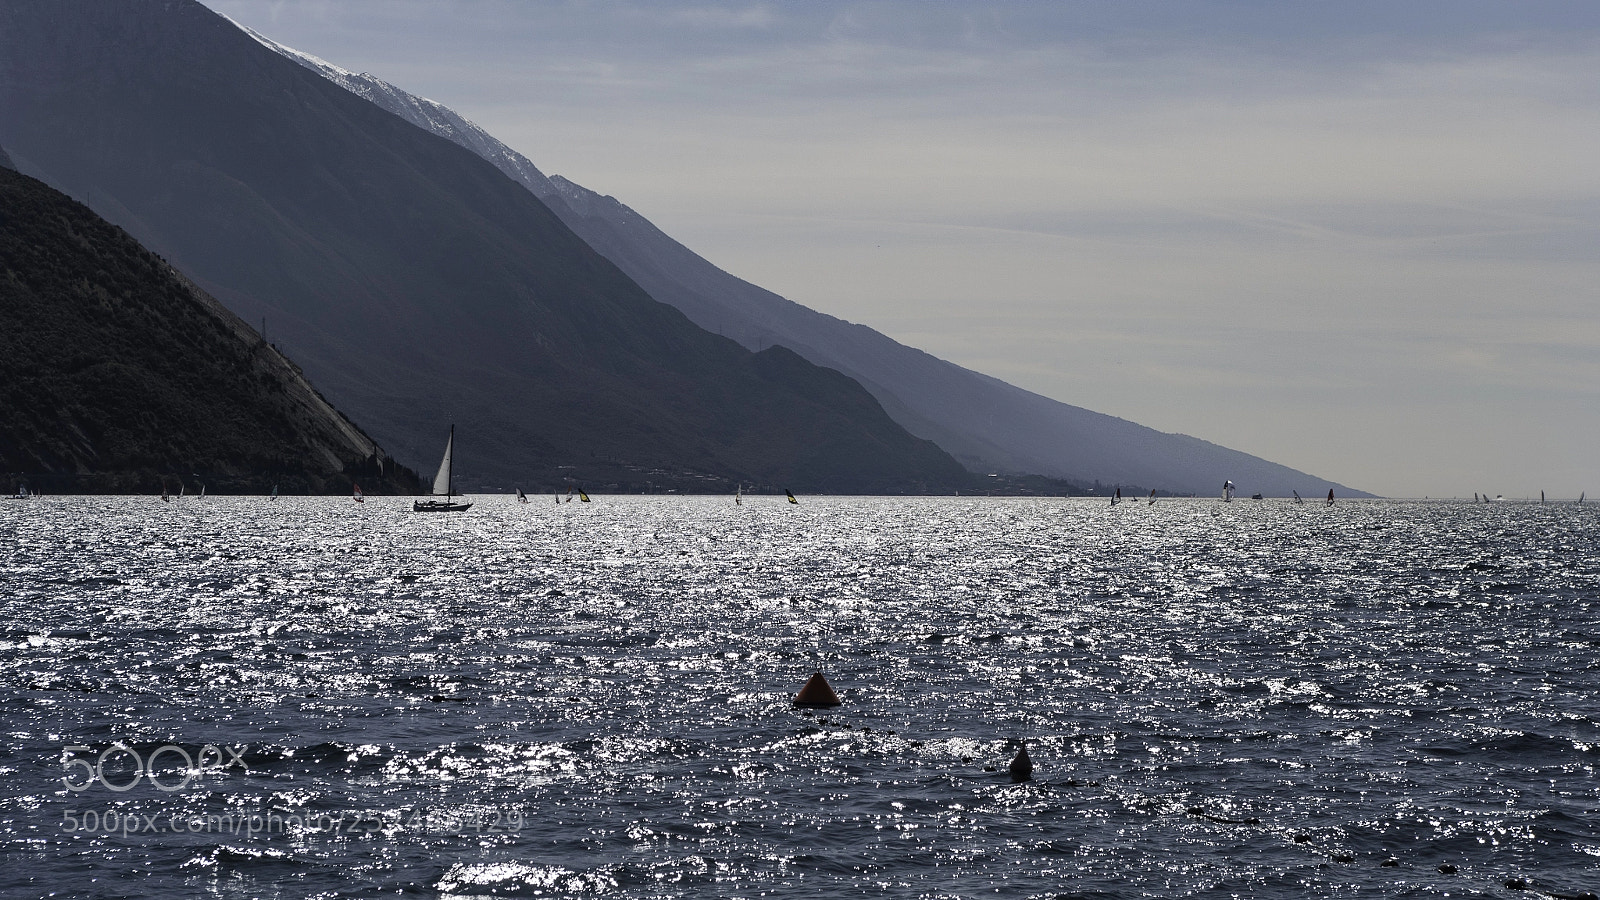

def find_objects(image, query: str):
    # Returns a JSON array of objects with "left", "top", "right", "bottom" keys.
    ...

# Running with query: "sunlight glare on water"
[{"left": 1, "top": 495, "right": 1597, "bottom": 898}]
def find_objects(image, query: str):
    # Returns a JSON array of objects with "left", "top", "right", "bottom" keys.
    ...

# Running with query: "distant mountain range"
[
  {"left": 244, "top": 28, "right": 1369, "bottom": 500},
  {"left": 0, "top": 0, "right": 970, "bottom": 495},
  {"left": 0, "top": 158, "right": 420, "bottom": 495}
]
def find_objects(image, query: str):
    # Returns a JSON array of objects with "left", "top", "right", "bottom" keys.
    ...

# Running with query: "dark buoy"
[
  {"left": 793, "top": 671, "right": 841, "bottom": 708},
  {"left": 1008, "top": 744, "right": 1033, "bottom": 782}
]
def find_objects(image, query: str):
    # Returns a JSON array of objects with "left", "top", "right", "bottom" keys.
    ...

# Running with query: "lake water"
[{"left": 2, "top": 496, "right": 1597, "bottom": 898}]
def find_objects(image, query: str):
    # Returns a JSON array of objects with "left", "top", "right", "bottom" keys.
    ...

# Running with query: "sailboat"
[
  {"left": 1326, "top": 488, "right": 1335, "bottom": 507},
  {"left": 1222, "top": 481, "right": 1234, "bottom": 502},
  {"left": 786, "top": 489, "right": 799, "bottom": 504},
  {"left": 413, "top": 425, "right": 473, "bottom": 512},
  {"left": 516, "top": 488, "right": 529, "bottom": 503},
  {"left": 353, "top": 483, "right": 364, "bottom": 503}
]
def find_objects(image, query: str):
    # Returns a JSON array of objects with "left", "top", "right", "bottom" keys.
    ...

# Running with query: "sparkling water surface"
[{"left": 2, "top": 496, "right": 1597, "bottom": 899}]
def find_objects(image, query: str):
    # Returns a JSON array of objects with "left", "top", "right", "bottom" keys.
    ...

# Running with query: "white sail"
[
  {"left": 413, "top": 426, "right": 472, "bottom": 512},
  {"left": 432, "top": 428, "right": 455, "bottom": 496}
]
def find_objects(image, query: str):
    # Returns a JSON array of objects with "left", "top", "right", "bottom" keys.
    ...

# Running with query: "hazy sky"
[{"left": 206, "top": 1, "right": 1599, "bottom": 498}]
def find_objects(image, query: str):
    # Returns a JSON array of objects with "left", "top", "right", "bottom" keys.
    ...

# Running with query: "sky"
[{"left": 206, "top": 1, "right": 1599, "bottom": 499}]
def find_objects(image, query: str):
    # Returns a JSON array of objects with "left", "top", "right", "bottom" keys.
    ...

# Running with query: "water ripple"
[{"left": 1, "top": 496, "right": 1597, "bottom": 897}]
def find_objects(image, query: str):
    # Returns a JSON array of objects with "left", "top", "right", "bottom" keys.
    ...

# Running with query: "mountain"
[
  {"left": 0, "top": 161, "right": 420, "bottom": 494},
  {"left": 0, "top": 0, "right": 970, "bottom": 494},
  {"left": 251, "top": 32, "right": 1369, "bottom": 499}
]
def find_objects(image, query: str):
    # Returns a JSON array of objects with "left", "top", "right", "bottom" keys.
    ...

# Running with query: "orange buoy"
[{"left": 793, "top": 671, "right": 841, "bottom": 708}]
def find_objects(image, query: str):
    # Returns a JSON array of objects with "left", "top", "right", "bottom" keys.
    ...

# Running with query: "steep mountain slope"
[
  {"left": 251, "top": 33, "right": 1368, "bottom": 498},
  {"left": 0, "top": 0, "right": 968, "bottom": 494},
  {"left": 0, "top": 162, "right": 419, "bottom": 494}
]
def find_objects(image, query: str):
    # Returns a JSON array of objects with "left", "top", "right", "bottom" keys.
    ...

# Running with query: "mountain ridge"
[
  {"left": 244, "top": 27, "right": 1369, "bottom": 499},
  {"left": 0, "top": 161, "right": 420, "bottom": 494},
  {"left": 0, "top": 0, "right": 971, "bottom": 495}
]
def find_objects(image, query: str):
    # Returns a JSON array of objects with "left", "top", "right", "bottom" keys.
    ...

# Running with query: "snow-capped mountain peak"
[{"left": 236, "top": 21, "right": 559, "bottom": 202}]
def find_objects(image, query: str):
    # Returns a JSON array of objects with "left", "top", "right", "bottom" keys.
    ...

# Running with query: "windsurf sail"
[
  {"left": 578, "top": 489, "right": 590, "bottom": 503},
  {"left": 786, "top": 489, "right": 798, "bottom": 504},
  {"left": 353, "top": 483, "right": 364, "bottom": 503},
  {"left": 1148, "top": 489, "right": 1157, "bottom": 506},
  {"left": 1293, "top": 490, "right": 1302, "bottom": 504},
  {"left": 1112, "top": 487, "right": 1121, "bottom": 506},
  {"left": 1326, "top": 488, "right": 1335, "bottom": 506},
  {"left": 517, "top": 488, "right": 528, "bottom": 503},
  {"left": 269, "top": 484, "right": 278, "bottom": 501},
  {"left": 1222, "top": 481, "right": 1234, "bottom": 502}
]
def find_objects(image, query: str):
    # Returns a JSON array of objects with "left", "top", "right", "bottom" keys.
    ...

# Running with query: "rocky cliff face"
[{"left": 0, "top": 164, "right": 420, "bottom": 494}]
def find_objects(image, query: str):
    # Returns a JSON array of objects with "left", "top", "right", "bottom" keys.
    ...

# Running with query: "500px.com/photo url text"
[{"left": 59, "top": 807, "right": 530, "bottom": 838}]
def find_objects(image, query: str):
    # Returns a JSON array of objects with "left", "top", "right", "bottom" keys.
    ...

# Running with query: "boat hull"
[{"left": 413, "top": 499, "right": 473, "bottom": 512}]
